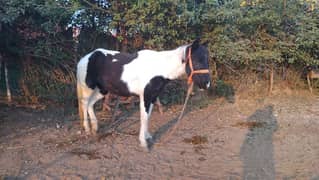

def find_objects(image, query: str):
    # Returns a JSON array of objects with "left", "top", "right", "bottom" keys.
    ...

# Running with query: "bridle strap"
[{"left": 186, "top": 48, "right": 210, "bottom": 84}]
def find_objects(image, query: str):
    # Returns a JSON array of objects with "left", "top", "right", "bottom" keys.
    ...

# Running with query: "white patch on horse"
[
  {"left": 121, "top": 46, "right": 188, "bottom": 95},
  {"left": 77, "top": 48, "right": 119, "bottom": 87},
  {"left": 112, "top": 59, "right": 118, "bottom": 62},
  {"left": 206, "top": 81, "right": 211, "bottom": 89}
]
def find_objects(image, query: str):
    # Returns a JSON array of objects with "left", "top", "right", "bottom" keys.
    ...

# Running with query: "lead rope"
[
  {"left": 159, "top": 48, "right": 209, "bottom": 145},
  {"left": 160, "top": 82, "right": 194, "bottom": 144}
]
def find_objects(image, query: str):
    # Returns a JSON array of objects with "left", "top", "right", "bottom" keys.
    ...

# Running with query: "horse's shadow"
[
  {"left": 97, "top": 106, "right": 139, "bottom": 136},
  {"left": 147, "top": 110, "right": 192, "bottom": 150},
  {"left": 97, "top": 105, "right": 186, "bottom": 151},
  {"left": 147, "top": 118, "right": 178, "bottom": 150},
  {"left": 240, "top": 105, "right": 278, "bottom": 179}
]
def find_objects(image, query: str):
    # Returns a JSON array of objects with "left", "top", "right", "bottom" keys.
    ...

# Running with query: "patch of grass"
[
  {"left": 159, "top": 80, "right": 186, "bottom": 105},
  {"left": 233, "top": 121, "right": 266, "bottom": 129},
  {"left": 214, "top": 80, "right": 235, "bottom": 103}
]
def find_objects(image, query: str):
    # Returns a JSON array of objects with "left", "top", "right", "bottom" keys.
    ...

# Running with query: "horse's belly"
[
  {"left": 106, "top": 80, "right": 133, "bottom": 97},
  {"left": 120, "top": 78, "right": 142, "bottom": 96}
]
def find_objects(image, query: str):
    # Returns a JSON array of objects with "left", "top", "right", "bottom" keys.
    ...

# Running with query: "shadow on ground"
[{"left": 240, "top": 105, "right": 278, "bottom": 180}]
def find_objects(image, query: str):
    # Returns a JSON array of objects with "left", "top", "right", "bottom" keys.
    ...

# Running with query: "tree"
[
  {"left": 1, "top": 0, "right": 318, "bottom": 104},
  {"left": 0, "top": 0, "right": 77, "bottom": 102}
]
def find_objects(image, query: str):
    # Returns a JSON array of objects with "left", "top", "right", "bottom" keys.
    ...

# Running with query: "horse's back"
[
  {"left": 77, "top": 49, "right": 119, "bottom": 84},
  {"left": 77, "top": 48, "right": 140, "bottom": 96}
]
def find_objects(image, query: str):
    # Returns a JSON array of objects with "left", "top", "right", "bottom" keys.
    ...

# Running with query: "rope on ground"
[{"left": 160, "top": 82, "right": 194, "bottom": 144}]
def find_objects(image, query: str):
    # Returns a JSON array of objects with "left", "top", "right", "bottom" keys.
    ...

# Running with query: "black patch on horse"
[
  {"left": 85, "top": 50, "right": 138, "bottom": 96},
  {"left": 144, "top": 76, "right": 170, "bottom": 113},
  {"left": 112, "top": 52, "right": 138, "bottom": 64}
]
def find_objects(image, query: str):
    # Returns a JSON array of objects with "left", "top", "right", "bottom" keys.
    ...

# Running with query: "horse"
[{"left": 76, "top": 39, "right": 211, "bottom": 148}]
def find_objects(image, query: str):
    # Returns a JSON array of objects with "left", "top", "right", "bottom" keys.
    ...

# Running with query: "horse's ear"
[{"left": 191, "top": 39, "right": 200, "bottom": 50}]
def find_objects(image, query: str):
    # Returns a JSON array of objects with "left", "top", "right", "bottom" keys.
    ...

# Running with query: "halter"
[{"left": 186, "top": 48, "right": 210, "bottom": 84}]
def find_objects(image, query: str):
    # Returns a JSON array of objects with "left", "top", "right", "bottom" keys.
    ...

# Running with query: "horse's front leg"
[
  {"left": 139, "top": 77, "right": 169, "bottom": 148},
  {"left": 139, "top": 95, "right": 154, "bottom": 148}
]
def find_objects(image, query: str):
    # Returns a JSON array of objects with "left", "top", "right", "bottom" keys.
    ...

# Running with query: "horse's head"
[{"left": 185, "top": 39, "right": 211, "bottom": 90}]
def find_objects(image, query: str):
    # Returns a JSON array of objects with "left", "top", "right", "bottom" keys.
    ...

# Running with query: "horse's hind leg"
[
  {"left": 77, "top": 82, "right": 84, "bottom": 127},
  {"left": 79, "top": 85, "right": 94, "bottom": 134},
  {"left": 87, "top": 89, "right": 104, "bottom": 135},
  {"left": 77, "top": 82, "right": 91, "bottom": 133}
]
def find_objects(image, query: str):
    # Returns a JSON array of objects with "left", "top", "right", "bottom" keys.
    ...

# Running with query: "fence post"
[
  {"left": 268, "top": 65, "right": 274, "bottom": 95},
  {"left": 4, "top": 61, "right": 12, "bottom": 102}
]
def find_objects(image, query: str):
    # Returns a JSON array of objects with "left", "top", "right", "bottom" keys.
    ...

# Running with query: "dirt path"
[{"left": 0, "top": 91, "right": 319, "bottom": 179}]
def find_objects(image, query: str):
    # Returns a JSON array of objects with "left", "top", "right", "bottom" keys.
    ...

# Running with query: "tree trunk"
[
  {"left": 211, "top": 60, "right": 218, "bottom": 86},
  {"left": 283, "top": 0, "right": 286, "bottom": 15},
  {"left": 268, "top": 65, "right": 274, "bottom": 95},
  {"left": 72, "top": 27, "right": 80, "bottom": 63},
  {"left": 282, "top": 65, "right": 287, "bottom": 80},
  {"left": 120, "top": 23, "right": 128, "bottom": 52},
  {"left": 307, "top": 72, "right": 313, "bottom": 94},
  {"left": 0, "top": 59, "right": 2, "bottom": 82},
  {"left": 4, "top": 62, "right": 12, "bottom": 102}
]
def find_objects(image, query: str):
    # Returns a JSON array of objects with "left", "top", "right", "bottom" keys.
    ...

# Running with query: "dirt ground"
[{"left": 0, "top": 87, "right": 319, "bottom": 179}]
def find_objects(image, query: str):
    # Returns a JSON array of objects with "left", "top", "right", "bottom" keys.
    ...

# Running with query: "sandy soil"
[{"left": 0, "top": 88, "right": 319, "bottom": 179}]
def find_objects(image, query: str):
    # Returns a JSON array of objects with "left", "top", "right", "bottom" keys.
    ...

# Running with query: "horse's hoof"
[
  {"left": 140, "top": 138, "right": 152, "bottom": 151},
  {"left": 91, "top": 130, "right": 98, "bottom": 136},
  {"left": 145, "top": 133, "right": 152, "bottom": 140},
  {"left": 140, "top": 142, "right": 147, "bottom": 149},
  {"left": 91, "top": 126, "right": 98, "bottom": 136},
  {"left": 84, "top": 129, "right": 91, "bottom": 136},
  {"left": 146, "top": 138, "right": 153, "bottom": 150},
  {"left": 140, "top": 138, "right": 149, "bottom": 148}
]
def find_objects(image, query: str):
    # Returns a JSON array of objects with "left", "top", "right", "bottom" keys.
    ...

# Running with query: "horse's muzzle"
[
  {"left": 193, "top": 74, "right": 211, "bottom": 90},
  {"left": 198, "top": 82, "right": 210, "bottom": 90}
]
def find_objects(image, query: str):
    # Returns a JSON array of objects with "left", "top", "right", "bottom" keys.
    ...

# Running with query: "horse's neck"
[{"left": 159, "top": 46, "right": 187, "bottom": 80}]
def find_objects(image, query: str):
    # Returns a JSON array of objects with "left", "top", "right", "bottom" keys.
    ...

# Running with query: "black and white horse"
[{"left": 76, "top": 39, "right": 211, "bottom": 148}]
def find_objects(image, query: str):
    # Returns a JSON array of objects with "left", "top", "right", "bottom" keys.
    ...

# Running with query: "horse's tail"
[{"left": 77, "top": 80, "right": 84, "bottom": 127}]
